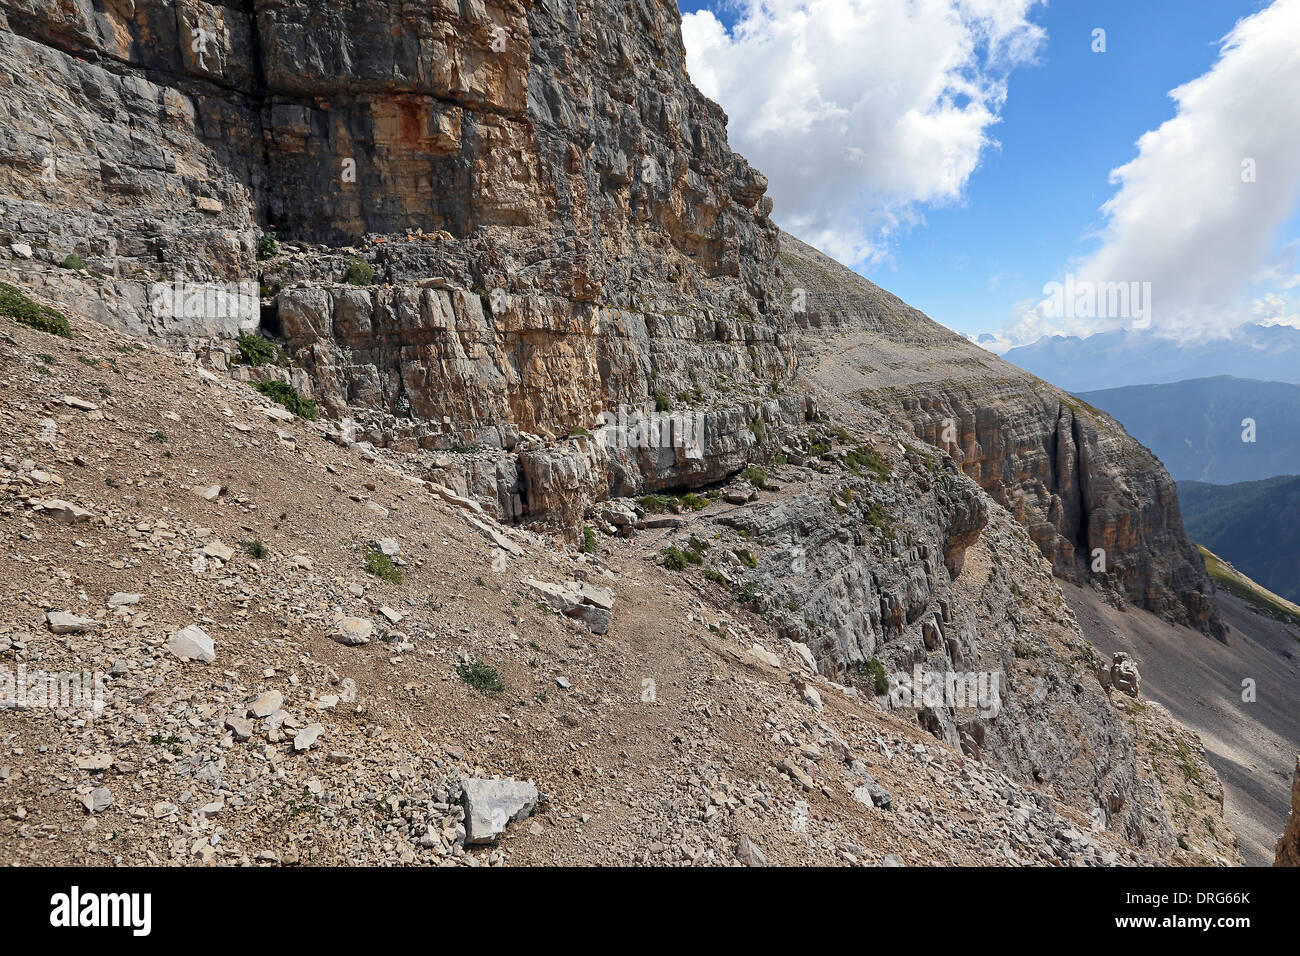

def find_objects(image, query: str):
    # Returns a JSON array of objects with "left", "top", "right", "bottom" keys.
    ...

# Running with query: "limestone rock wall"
[{"left": 780, "top": 234, "right": 1223, "bottom": 638}]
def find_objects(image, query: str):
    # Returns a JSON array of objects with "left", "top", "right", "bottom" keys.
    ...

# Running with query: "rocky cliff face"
[{"left": 779, "top": 235, "right": 1223, "bottom": 639}]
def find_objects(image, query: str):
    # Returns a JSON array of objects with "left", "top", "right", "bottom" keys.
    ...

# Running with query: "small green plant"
[
  {"left": 343, "top": 258, "right": 374, "bottom": 286},
  {"left": 734, "top": 548, "right": 758, "bottom": 569},
  {"left": 739, "top": 466, "right": 768, "bottom": 489},
  {"left": 702, "top": 568, "right": 727, "bottom": 584},
  {"left": 236, "top": 332, "right": 284, "bottom": 368},
  {"left": 148, "top": 430, "right": 167, "bottom": 443},
  {"left": 662, "top": 547, "right": 690, "bottom": 571},
  {"left": 257, "top": 230, "right": 279, "bottom": 261},
  {"left": 457, "top": 660, "right": 504, "bottom": 696},
  {"left": 844, "top": 446, "right": 891, "bottom": 480},
  {"left": 241, "top": 539, "right": 269, "bottom": 559},
  {"left": 653, "top": 389, "right": 672, "bottom": 413},
  {"left": 362, "top": 548, "right": 403, "bottom": 584},
  {"left": 739, "top": 581, "right": 763, "bottom": 603},
  {"left": 59, "top": 252, "right": 86, "bottom": 270},
  {"left": 582, "top": 525, "right": 597, "bottom": 554},
  {"left": 253, "top": 379, "right": 317, "bottom": 420},
  {"left": 855, "top": 658, "right": 890, "bottom": 696},
  {"left": 0, "top": 282, "right": 71, "bottom": 337},
  {"left": 750, "top": 417, "right": 766, "bottom": 444}
]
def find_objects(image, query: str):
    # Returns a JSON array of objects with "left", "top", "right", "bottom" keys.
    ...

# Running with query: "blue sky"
[{"left": 676, "top": 1, "right": 1300, "bottom": 344}]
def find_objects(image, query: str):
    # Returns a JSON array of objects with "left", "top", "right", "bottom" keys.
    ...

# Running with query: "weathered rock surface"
[
  {"left": 1277, "top": 757, "right": 1300, "bottom": 867},
  {"left": 781, "top": 234, "right": 1223, "bottom": 639}
]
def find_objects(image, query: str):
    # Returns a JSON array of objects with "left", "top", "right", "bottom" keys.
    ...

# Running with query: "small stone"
[
  {"left": 46, "top": 611, "right": 100, "bottom": 635},
  {"left": 462, "top": 778, "right": 539, "bottom": 844},
  {"left": 251, "top": 691, "right": 284, "bottom": 718},
  {"left": 76, "top": 754, "right": 113, "bottom": 772},
  {"left": 225, "top": 715, "right": 254, "bottom": 740},
  {"left": 294, "top": 724, "right": 324, "bottom": 751},
  {"left": 736, "top": 834, "right": 767, "bottom": 866},
  {"left": 32, "top": 499, "right": 93, "bottom": 524},
  {"left": 107, "top": 592, "right": 141, "bottom": 607},
  {"left": 166, "top": 625, "right": 216, "bottom": 663},
  {"left": 191, "top": 484, "right": 224, "bottom": 501},
  {"left": 202, "top": 540, "right": 235, "bottom": 562},
  {"left": 330, "top": 617, "right": 373, "bottom": 646},
  {"left": 82, "top": 787, "right": 113, "bottom": 813}
]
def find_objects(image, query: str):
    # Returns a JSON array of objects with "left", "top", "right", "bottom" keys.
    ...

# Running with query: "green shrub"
[
  {"left": 855, "top": 658, "right": 890, "bottom": 695},
  {"left": 739, "top": 466, "right": 768, "bottom": 489},
  {"left": 343, "top": 258, "right": 374, "bottom": 286},
  {"left": 257, "top": 231, "right": 279, "bottom": 261},
  {"left": 660, "top": 548, "right": 691, "bottom": 572},
  {"left": 734, "top": 548, "right": 758, "bottom": 569},
  {"left": 750, "top": 417, "right": 766, "bottom": 444},
  {"left": 653, "top": 389, "right": 672, "bottom": 413},
  {"left": 362, "top": 548, "right": 403, "bottom": 584},
  {"left": 457, "top": 660, "right": 504, "bottom": 696},
  {"left": 582, "top": 525, "right": 597, "bottom": 554},
  {"left": 59, "top": 253, "right": 86, "bottom": 270},
  {"left": 0, "top": 282, "right": 71, "bottom": 337},
  {"left": 253, "top": 379, "right": 317, "bottom": 420},
  {"left": 236, "top": 332, "right": 284, "bottom": 368},
  {"left": 241, "top": 539, "right": 269, "bottom": 559}
]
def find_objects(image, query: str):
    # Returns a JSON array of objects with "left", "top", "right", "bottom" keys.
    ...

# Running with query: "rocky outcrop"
[
  {"left": 780, "top": 234, "right": 1223, "bottom": 638},
  {"left": 1278, "top": 757, "right": 1300, "bottom": 866}
]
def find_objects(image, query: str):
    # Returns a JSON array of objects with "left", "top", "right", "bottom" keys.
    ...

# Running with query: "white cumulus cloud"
[
  {"left": 1001, "top": 0, "right": 1300, "bottom": 347},
  {"left": 682, "top": 0, "right": 1046, "bottom": 266}
]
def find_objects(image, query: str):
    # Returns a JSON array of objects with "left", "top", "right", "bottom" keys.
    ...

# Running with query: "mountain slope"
[
  {"left": 1078, "top": 377, "right": 1300, "bottom": 484},
  {"left": 779, "top": 234, "right": 1224, "bottom": 640},
  {"left": 0, "top": 296, "right": 1232, "bottom": 865},
  {"left": 1180, "top": 478, "right": 1300, "bottom": 604}
]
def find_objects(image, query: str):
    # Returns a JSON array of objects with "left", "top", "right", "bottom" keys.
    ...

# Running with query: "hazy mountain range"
[
  {"left": 991, "top": 324, "right": 1300, "bottom": 393},
  {"left": 1077, "top": 376, "right": 1300, "bottom": 484}
]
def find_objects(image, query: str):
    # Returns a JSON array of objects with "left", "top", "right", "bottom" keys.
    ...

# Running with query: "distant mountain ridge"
[
  {"left": 1076, "top": 376, "right": 1300, "bottom": 484},
  {"left": 1179, "top": 477, "right": 1300, "bottom": 604},
  {"left": 994, "top": 325, "right": 1300, "bottom": 392}
]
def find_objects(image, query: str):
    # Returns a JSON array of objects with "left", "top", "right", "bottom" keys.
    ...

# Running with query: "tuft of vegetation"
[
  {"left": 241, "top": 539, "right": 269, "bottom": 559},
  {"left": 581, "top": 525, "right": 597, "bottom": 554},
  {"left": 236, "top": 332, "right": 285, "bottom": 368},
  {"left": 702, "top": 568, "right": 727, "bottom": 584},
  {"left": 662, "top": 546, "right": 702, "bottom": 571},
  {"left": 361, "top": 548, "right": 404, "bottom": 584},
  {"left": 853, "top": 658, "right": 890, "bottom": 695},
  {"left": 59, "top": 252, "right": 86, "bottom": 270},
  {"left": 734, "top": 548, "right": 758, "bottom": 569},
  {"left": 739, "top": 466, "right": 768, "bottom": 489},
  {"left": 844, "top": 445, "right": 891, "bottom": 480},
  {"left": 0, "top": 282, "right": 71, "bottom": 337},
  {"left": 750, "top": 417, "right": 766, "bottom": 444},
  {"left": 457, "top": 660, "right": 504, "bottom": 696},
  {"left": 253, "top": 379, "right": 317, "bottom": 420},
  {"left": 653, "top": 389, "right": 672, "bottom": 413},
  {"left": 257, "top": 231, "right": 279, "bottom": 260},
  {"left": 343, "top": 258, "right": 374, "bottom": 286}
]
